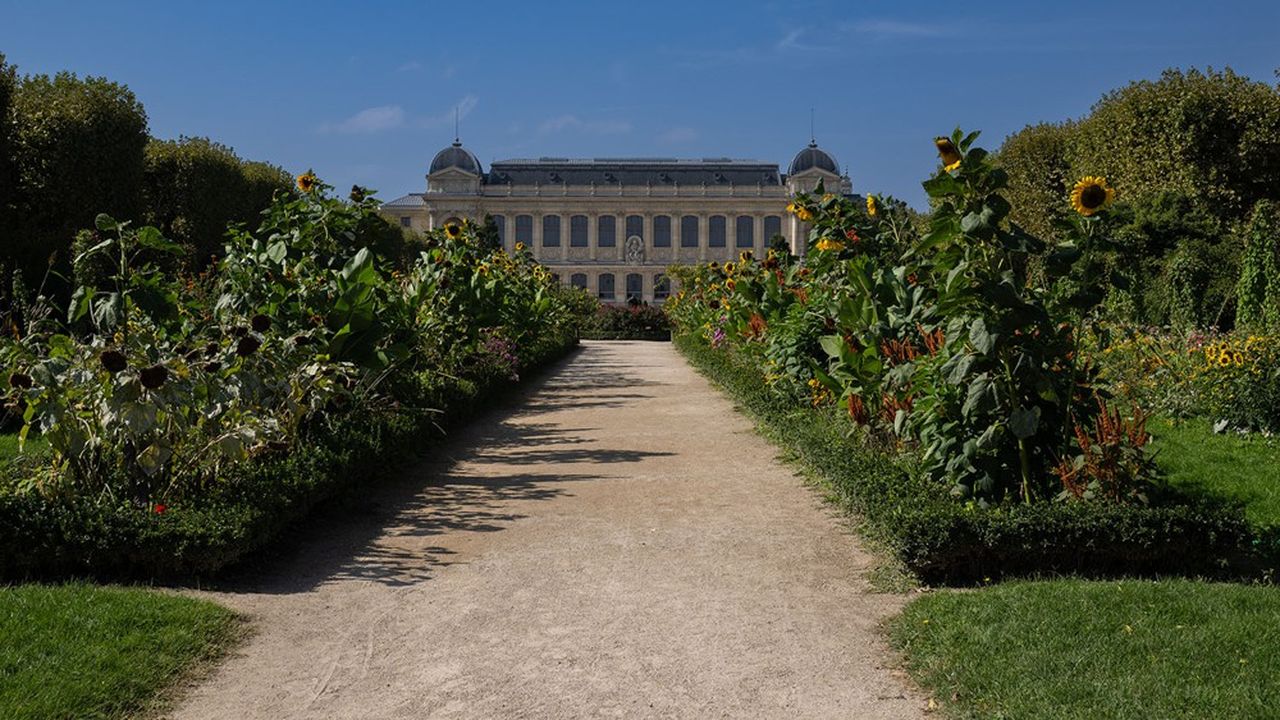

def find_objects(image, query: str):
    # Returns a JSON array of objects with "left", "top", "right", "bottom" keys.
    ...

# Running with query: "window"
[
  {"left": 652, "top": 215, "right": 671, "bottom": 247},
  {"left": 764, "top": 215, "right": 783, "bottom": 243},
  {"left": 625, "top": 273, "right": 643, "bottom": 302},
  {"left": 490, "top": 214, "right": 506, "bottom": 246},
  {"left": 570, "top": 273, "right": 588, "bottom": 290},
  {"left": 598, "top": 216, "right": 617, "bottom": 247},
  {"left": 598, "top": 273, "right": 615, "bottom": 301},
  {"left": 551, "top": 273, "right": 560, "bottom": 284},
  {"left": 708, "top": 215, "right": 726, "bottom": 248},
  {"left": 515, "top": 215, "right": 534, "bottom": 246},
  {"left": 654, "top": 273, "right": 671, "bottom": 300},
  {"left": 736, "top": 215, "right": 754, "bottom": 248},
  {"left": 681, "top": 215, "right": 699, "bottom": 248},
  {"left": 626, "top": 214, "right": 644, "bottom": 242},
  {"left": 570, "top": 215, "right": 588, "bottom": 247},
  {"left": 542, "top": 215, "right": 561, "bottom": 247},
  {"left": 399, "top": 216, "right": 412, "bottom": 228}
]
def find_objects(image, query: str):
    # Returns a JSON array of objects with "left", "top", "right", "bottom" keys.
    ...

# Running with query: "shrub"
[
  {"left": 1236, "top": 199, "right": 1280, "bottom": 332},
  {"left": 584, "top": 302, "right": 671, "bottom": 340}
]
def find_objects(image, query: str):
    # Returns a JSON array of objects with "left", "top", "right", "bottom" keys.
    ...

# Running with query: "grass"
[
  {"left": 0, "top": 583, "right": 239, "bottom": 719},
  {"left": 1151, "top": 417, "right": 1280, "bottom": 527},
  {"left": 892, "top": 579, "right": 1280, "bottom": 719}
]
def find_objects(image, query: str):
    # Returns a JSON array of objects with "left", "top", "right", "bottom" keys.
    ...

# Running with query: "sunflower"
[
  {"left": 515, "top": 241, "right": 526, "bottom": 252},
  {"left": 444, "top": 223, "right": 462, "bottom": 239},
  {"left": 815, "top": 237, "right": 845, "bottom": 252},
  {"left": 796, "top": 207, "right": 814, "bottom": 222},
  {"left": 296, "top": 171, "right": 318, "bottom": 193},
  {"left": 866, "top": 195, "right": 879, "bottom": 217},
  {"left": 1070, "top": 176, "right": 1116, "bottom": 216},
  {"left": 786, "top": 202, "right": 798, "bottom": 215},
  {"left": 935, "top": 137, "right": 962, "bottom": 172}
]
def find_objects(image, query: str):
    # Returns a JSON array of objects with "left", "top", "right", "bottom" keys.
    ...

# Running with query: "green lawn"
[
  {"left": 0, "top": 583, "right": 239, "bottom": 719},
  {"left": 892, "top": 579, "right": 1280, "bottom": 719},
  {"left": 1151, "top": 417, "right": 1280, "bottom": 526}
]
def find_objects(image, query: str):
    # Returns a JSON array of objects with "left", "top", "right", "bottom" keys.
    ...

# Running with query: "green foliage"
[
  {"left": 1069, "top": 67, "right": 1280, "bottom": 223},
  {"left": 142, "top": 136, "right": 291, "bottom": 266},
  {"left": 1236, "top": 200, "right": 1280, "bottom": 332},
  {"left": 0, "top": 54, "right": 16, "bottom": 273},
  {"left": 9, "top": 71, "right": 149, "bottom": 283},
  {"left": 0, "top": 583, "right": 238, "bottom": 719},
  {"left": 892, "top": 579, "right": 1280, "bottom": 720},
  {"left": 583, "top": 302, "right": 671, "bottom": 340},
  {"left": 996, "top": 121, "right": 1074, "bottom": 241},
  {"left": 676, "top": 334, "right": 1254, "bottom": 584}
]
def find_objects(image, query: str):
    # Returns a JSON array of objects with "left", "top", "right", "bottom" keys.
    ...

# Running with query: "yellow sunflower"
[
  {"left": 515, "top": 241, "right": 526, "bottom": 252},
  {"left": 815, "top": 237, "right": 845, "bottom": 252},
  {"left": 786, "top": 202, "right": 798, "bottom": 215},
  {"left": 866, "top": 195, "right": 879, "bottom": 217},
  {"left": 935, "top": 137, "right": 962, "bottom": 172},
  {"left": 1070, "top": 176, "right": 1116, "bottom": 216},
  {"left": 796, "top": 207, "right": 814, "bottom": 222},
  {"left": 296, "top": 171, "right": 318, "bottom": 193},
  {"left": 444, "top": 223, "right": 462, "bottom": 239}
]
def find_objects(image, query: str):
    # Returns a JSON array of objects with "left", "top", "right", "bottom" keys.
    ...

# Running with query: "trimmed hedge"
[
  {"left": 676, "top": 333, "right": 1259, "bottom": 585},
  {"left": 0, "top": 336, "right": 577, "bottom": 579}
]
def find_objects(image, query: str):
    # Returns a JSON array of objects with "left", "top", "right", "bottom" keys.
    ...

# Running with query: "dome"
[
  {"left": 429, "top": 141, "right": 482, "bottom": 175},
  {"left": 788, "top": 141, "right": 839, "bottom": 175}
]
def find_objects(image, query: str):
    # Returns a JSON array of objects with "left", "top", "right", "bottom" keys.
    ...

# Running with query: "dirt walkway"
[{"left": 171, "top": 340, "right": 925, "bottom": 719}]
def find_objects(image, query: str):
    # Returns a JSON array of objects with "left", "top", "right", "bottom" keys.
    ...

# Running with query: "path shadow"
[{"left": 194, "top": 342, "right": 675, "bottom": 594}]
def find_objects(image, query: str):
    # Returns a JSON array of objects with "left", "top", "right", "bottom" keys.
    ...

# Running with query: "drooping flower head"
[
  {"left": 1070, "top": 176, "right": 1116, "bottom": 216},
  {"left": 866, "top": 195, "right": 879, "bottom": 217},
  {"left": 935, "top": 137, "right": 962, "bottom": 172}
]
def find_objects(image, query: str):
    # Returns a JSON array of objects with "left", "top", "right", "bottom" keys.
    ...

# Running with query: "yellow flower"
[
  {"left": 935, "top": 137, "right": 962, "bottom": 172},
  {"left": 444, "top": 223, "right": 462, "bottom": 239},
  {"left": 296, "top": 171, "right": 318, "bottom": 193},
  {"left": 796, "top": 207, "right": 814, "bottom": 222},
  {"left": 822, "top": 193, "right": 836, "bottom": 203},
  {"left": 1070, "top": 176, "right": 1116, "bottom": 216},
  {"left": 786, "top": 202, "right": 798, "bottom": 215},
  {"left": 866, "top": 195, "right": 879, "bottom": 217},
  {"left": 515, "top": 241, "right": 526, "bottom": 252},
  {"left": 815, "top": 237, "right": 845, "bottom": 252}
]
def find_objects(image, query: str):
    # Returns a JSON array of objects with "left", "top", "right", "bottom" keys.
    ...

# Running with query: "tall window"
[
  {"left": 626, "top": 214, "right": 644, "bottom": 242},
  {"left": 708, "top": 215, "right": 726, "bottom": 248},
  {"left": 542, "top": 215, "right": 561, "bottom": 247},
  {"left": 515, "top": 215, "right": 533, "bottom": 246},
  {"left": 598, "top": 273, "right": 615, "bottom": 301},
  {"left": 654, "top": 273, "right": 671, "bottom": 300},
  {"left": 625, "top": 273, "right": 643, "bottom": 302},
  {"left": 598, "top": 216, "right": 617, "bottom": 247},
  {"left": 763, "top": 215, "right": 783, "bottom": 243},
  {"left": 680, "top": 215, "right": 699, "bottom": 248},
  {"left": 570, "top": 215, "right": 588, "bottom": 247},
  {"left": 399, "top": 216, "right": 411, "bottom": 228},
  {"left": 736, "top": 215, "right": 754, "bottom": 248},
  {"left": 570, "top": 273, "right": 587, "bottom": 290},
  {"left": 653, "top": 215, "right": 671, "bottom": 247},
  {"left": 490, "top": 215, "right": 506, "bottom": 247}
]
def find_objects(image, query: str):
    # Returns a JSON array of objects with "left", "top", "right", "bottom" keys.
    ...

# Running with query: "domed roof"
[
  {"left": 788, "top": 141, "right": 839, "bottom": 175},
  {"left": 430, "top": 141, "right": 482, "bottom": 175}
]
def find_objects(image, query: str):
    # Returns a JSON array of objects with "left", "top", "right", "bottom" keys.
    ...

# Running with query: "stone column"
[
  {"left": 588, "top": 213, "right": 598, "bottom": 262},
  {"left": 728, "top": 214, "right": 737, "bottom": 260},
  {"left": 697, "top": 214, "right": 708, "bottom": 263},
  {"left": 559, "top": 213, "right": 568, "bottom": 263},
  {"left": 532, "top": 213, "right": 543, "bottom": 262}
]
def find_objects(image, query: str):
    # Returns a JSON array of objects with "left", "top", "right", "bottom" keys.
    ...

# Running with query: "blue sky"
[{"left": 2, "top": 0, "right": 1277, "bottom": 207}]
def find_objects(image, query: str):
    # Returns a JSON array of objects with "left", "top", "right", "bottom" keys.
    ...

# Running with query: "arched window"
[
  {"left": 654, "top": 273, "right": 671, "bottom": 300},
  {"left": 542, "top": 215, "right": 561, "bottom": 247},
  {"left": 625, "top": 273, "right": 643, "bottom": 302},
  {"left": 598, "top": 216, "right": 617, "bottom": 247},
  {"left": 736, "top": 215, "right": 754, "bottom": 248},
  {"left": 515, "top": 215, "right": 534, "bottom": 246},
  {"left": 626, "top": 214, "right": 644, "bottom": 242},
  {"left": 570, "top": 215, "right": 588, "bottom": 247},
  {"left": 490, "top": 214, "right": 506, "bottom": 247},
  {"left": 708, "top": 215, "right": 726, "bottom": 247},
  {"left": 680, "top": 215, "right": 699, "bottom": 247},
  {"left": 763, "top": 215, "right": 783, "bottom": 243},
  {"left": 570, "top": 273, "right": 587, "bottom": 290},
  {"left": 652, "top": 215, "right": 671, "bottom": 247},
  {"left": 598, "top": 273, "right": 616, "bottom": 301}
]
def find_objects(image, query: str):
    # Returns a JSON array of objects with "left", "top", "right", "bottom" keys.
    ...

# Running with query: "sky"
[{"left": 2, "top": 0, "right": 1277, "bottom": 208}]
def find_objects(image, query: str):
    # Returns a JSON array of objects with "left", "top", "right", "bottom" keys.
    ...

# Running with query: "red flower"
[
  {"left": 844, "top": 228, "right": 860, "bottom": 243},
  {"left": 154, "top": 504, "right": 167, "bottom": 514}
]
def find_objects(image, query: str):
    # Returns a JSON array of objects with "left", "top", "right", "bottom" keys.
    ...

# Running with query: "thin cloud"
[
  {"left": 657, "top": 127, "right": 698, "bottom": 144},
  {"left": 537, "top": 114, "right": 632, "bottom": 135},
  {"left": 846, "top": 19, "right": 949, "bottom": 38},
  {"left": 419, "top": 95, "right": 480, "bottom": 131},
  {"left": 776, "top": 28, "right": 838, "bottom": 53},
  {"left": 320, "top": 105, "right": 406, "bottom": 134}
]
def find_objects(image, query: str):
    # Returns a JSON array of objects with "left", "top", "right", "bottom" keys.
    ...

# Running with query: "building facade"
[{"left": 380, "top": 139, "right": 852, "bottom": 303}]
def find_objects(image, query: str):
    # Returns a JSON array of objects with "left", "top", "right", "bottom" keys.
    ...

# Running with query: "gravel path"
[{"left": 171, "top": 340, "right": 925, "bottom": 719}]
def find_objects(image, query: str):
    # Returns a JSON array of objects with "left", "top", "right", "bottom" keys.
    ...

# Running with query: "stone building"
[{"left": 380, "top": 138, "right": 852, "bottom": 303}]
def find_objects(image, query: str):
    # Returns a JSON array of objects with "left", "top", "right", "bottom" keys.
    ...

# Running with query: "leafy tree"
[
  {"left": 996, "top": 121, "right": 1074, "bottom": 241},
  {"left": 1236, "top": 199, "right": 1280, "bottom": 331},
  {"left": 0, "top": 54, "right": 17, "bottom": 321},
  {"left": 10, "top": 71, "right": 148, "bottom": 285}
]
